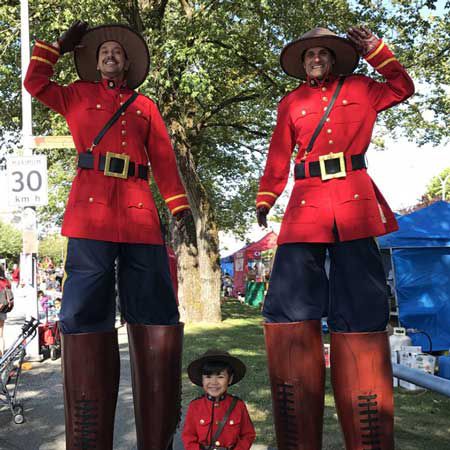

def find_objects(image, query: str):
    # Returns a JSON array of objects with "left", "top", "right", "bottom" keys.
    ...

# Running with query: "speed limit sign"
[{"left": 7, "top": 156, "right": 48, "bottom": 207}]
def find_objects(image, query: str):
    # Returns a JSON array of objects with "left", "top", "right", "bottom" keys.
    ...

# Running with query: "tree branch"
[
  {"left": 196, "top": 92, "right": 260, "bottom": 131},
  {"left": 123, "top": 0, "right": 144, "bottom": 32},
  {"left": 179, "top": 0, "right": 193, "bottom": 19},
  {"left": 135, "top": 0, "right": 169, "bottom": 31},
  {"left": 209, "top": 92, "right": 260, "bottom": 117},
  {"left": 240, "top": 143, "right": 266, "bottom": 155},
  {"left": 405, "top": 44, "right": 450, "bottom": 69},
  {"left": 206, "top": 39, "right": 281, "bottom": 89},
  {"left": 204, "top": 122, "right": 269, "bottom": 138}
]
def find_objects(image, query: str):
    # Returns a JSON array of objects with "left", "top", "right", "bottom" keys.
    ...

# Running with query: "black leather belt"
[
  {"left": 77, "top": 152, "right": 148, "bottom": 180},
  {"left": 294, "top": 153, "right": 366, "bottom": 181}
]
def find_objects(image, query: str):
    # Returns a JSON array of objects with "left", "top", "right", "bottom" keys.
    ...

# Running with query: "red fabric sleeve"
[
  {"left": 181, "top": 402, "right": 202, "bottom": 450},
  {"left": 147, "top": 101, "right": 190, "bottom": 216},
  {"left": 24, "top": 40, "right": 76, "bottom": 116},
  {"left": 364, "top": 40, "right": 415, "bottom": 113},
  {"left": 256, "top": 97, "right": 296, "bottom": 210},
  {"left": 233, "top": 401, "right": 256, "bottom": 450}
]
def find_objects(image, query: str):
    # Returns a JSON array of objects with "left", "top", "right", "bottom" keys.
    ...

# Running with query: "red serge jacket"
[
  {"left": 256, "top": 41, "right": 415, "bottom": 244},
  {"left": 182, "top": 394, "right": 256, "bottom": 450},
  {"left": 24, "top": 41, "right": 190, "bottom": 244}
]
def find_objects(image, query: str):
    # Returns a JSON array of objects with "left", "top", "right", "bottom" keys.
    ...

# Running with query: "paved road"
[{"left": 0, "top": 312, "right": 271, "bottom": 450}]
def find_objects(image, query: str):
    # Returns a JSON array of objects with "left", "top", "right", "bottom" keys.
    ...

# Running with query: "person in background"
[
  {"left": 0, "top": 266, "right": 13, "bottom": 356},
  {"left": 256, "top": 25, "right": 414, "bottom": 449},
  {"left": 11, "top": 264, "right": 20, "bottom": 288}
]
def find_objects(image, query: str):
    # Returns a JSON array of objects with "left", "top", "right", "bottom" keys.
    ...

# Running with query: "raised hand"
[
  {"left": 347, "top": 26, "right": 380, "bottom": 56},
  {"left": 256, "top": 206, "right": 269, "bottom": 228},
  {"left": 58, "top": 20, "right": 89, "bottom": 54}
]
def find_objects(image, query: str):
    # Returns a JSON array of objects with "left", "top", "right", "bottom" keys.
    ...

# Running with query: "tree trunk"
[
  {"left": 124, "top": 0, "right": 221, "bottom": 323},
  {"left": 171, "top": 124, "right": 221, "bottom": 324}
]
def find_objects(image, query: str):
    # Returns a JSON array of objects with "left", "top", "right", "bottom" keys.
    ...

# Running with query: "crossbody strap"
[
  {"left": 88, "top": 91, "right": 139, "bottom": 152},
  {"left": 304, "top": 76, "right": 345, "bottom": 156},
  {"left": 211, "top": 397, "right": 239, "bottom": 445}
]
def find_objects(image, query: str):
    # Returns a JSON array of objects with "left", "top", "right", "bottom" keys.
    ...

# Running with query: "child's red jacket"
[{"left": 182, "top": 394, "right": 256, "bottom": 450}]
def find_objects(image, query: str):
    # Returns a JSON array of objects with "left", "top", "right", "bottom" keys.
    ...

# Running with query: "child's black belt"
[
  {"left": 77, "top": 152, "right": 148, "bottom": 180},
  {"left": 200, "top": 446, "right": 233, "bottom": 450}
]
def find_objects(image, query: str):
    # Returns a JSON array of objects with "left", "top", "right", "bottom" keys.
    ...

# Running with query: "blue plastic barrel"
[{"left": 438, "top": 356, "right": 450, "bottom": 380}]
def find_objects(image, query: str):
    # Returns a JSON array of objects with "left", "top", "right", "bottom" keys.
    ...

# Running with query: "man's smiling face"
[
  {"left": 96, "top": 41, "right": 129, "bottom": 81},
  {"left": 303, "top": 46, "right": 335, "bottom": 80}
]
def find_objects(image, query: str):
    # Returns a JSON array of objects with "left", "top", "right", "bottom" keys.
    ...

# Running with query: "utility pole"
[
  {"left": 21, "top": 0, "right": 32, "bottom": 146},
  {"left": 20, "top": 0, "right": 41, "bottom": 361}
]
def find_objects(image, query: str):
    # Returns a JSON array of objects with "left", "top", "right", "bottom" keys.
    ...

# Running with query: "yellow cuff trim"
[
  {"left": 35, "top": 41, "right": 60, "bottom": 56},
  {"left": 365, "top": 41, "right": 385, "bottom": 61},
  {"left": 258, "top": 191, "right": 277, "bottom": 199},
  {"left": 31, "top": 56, "right": 53, "bottom": 66},
  {"left": 256, "top": 201, "right": 272, "bottom": 209},
  {"left": 172, "top": 205, "right": 190, "bottom": 214},
  {"left": 165, "top": 193, "right": 187, "bottom": 204},
  {"left": 375, "top": 57, "right": 397, "bottom": 70}
]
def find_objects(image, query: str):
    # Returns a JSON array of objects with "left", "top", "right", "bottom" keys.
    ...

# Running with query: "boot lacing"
[
  {"left": 276, "top": 382, "right": 298, "bottom": 448},
  {"left": 74, "top": 398, "right": 98, "bottom": 449},
  {"left": 358, "top": 394, "right": 381, "bottom": 450}
]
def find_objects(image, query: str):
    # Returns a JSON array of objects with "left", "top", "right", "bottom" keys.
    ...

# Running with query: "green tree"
[
  {"left": 39, "top": 233, "right": 67, "bottom": 266},
  {"left": 1, "top": 0, "right": 449, "bottom": 322},
  {"left": 0, "top": 221, "right": 22, "bottom": 261},
  {"left": 425, "top": 167, "right": 450, "bottom": 201}
]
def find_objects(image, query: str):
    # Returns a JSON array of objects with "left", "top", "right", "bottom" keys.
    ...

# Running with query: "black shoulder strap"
[
  {"left": 304, "top": 76, "right": 345, "bottom": 155},
  {"left": 88, "top": 91, "right": 139, "bottom": 152},
  {"left": 211, "top": 397, "right": 239, "bottom": 445}
]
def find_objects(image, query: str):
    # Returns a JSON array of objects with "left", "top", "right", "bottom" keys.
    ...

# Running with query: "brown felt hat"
[
  {"left": 74, "top": 24, "right": 150, "bottom": 89},
  {"left": 280, "top": 27, "right": 359, "bottom": 80},
  {"left": 187, "top": 349, "right": 247, "bottom": 387}
]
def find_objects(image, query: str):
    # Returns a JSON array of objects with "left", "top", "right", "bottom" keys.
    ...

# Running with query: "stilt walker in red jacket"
[
  {"left": 25, "top": 22, "right": 191, "bottom": 450},
  {"left": 256, "top": 26, "right": 414, "bottom": 450}
]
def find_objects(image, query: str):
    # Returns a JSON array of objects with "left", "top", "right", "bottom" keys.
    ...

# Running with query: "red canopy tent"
[{"left": 232, "top": 231, "right": 278, "bottom": 296}]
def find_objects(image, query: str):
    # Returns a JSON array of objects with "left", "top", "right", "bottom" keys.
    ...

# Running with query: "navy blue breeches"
[
  {"left": 262, "top": 238, "right": 389, "bottom": 332},
  {"left": 60, "top": 238, "right": 179, "bottom": 334}
]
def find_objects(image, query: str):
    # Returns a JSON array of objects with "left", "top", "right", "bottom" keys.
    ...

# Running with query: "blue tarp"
[
  {"left": 220, "top": 255, "right": 234, "bottom": 277},
  {"left": 379, "top": 201, "right": 450, "bottom": 248},
  {"left": 379, "top": 202, "right": 450, "bottom": 351}
]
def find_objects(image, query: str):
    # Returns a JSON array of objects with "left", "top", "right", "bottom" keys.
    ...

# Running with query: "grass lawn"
[{"left": 182, "top": 299, "right": 450, "bottom": 449}]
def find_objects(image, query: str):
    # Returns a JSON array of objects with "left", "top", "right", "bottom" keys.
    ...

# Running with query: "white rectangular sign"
[{"left": 7, "top": 156, "right": 48, "bottom": 207}]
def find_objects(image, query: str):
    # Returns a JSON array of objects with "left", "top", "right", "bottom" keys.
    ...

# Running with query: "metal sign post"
[{"left": 18, "top": 0, "right": 42, "bottom": 361}]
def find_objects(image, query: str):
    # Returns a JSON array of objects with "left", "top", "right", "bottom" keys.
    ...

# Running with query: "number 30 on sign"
[{"left": 6, "top": 156, "right": 48, "bottom": 207}]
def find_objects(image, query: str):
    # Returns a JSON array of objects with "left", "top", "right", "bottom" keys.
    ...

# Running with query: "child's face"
[{"left": 202, "top": 370, "right": 233, "bottom": 398}]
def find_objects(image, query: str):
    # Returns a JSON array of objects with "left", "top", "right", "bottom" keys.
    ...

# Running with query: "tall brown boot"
[
  {"left": 264, "top": 321, "right": 325, "bottom": 450},
  {"left": 127, "top": 323, "right": 184, "bottom": 450},
  {"left": 330, "top": 331, "right": 395, "bottom": 450},
  {"left": 61, "top": 330, "right": 120, "bottom": 450}
]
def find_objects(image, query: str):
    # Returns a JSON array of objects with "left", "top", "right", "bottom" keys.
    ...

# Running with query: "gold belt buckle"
[
  {"left": 104, "top": 152, "right": 130, "bottom": 179},
  {"left": 319, "top": 152, "right": 346, "bottom": 181}
]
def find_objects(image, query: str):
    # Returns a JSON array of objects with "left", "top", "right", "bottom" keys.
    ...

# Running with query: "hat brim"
[
  {"left": 187, "top": 354, "right": 247, "bottom": 387},
  {"left": 74, "top": 24, "right": 150, "bottom": 89},
  {"left": 280, "top": 35, "right": 359, "bottom": 80}
]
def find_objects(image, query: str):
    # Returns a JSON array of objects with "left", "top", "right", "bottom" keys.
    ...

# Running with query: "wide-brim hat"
[
  {"left": 74, "top": 24, "right": 150, "bottom": 89},
  {"left": 187, "top": 349, "right": 247, "bottom": 387},
  {"left": 280, "top": 27, "right": 359, "bottom": 80}
]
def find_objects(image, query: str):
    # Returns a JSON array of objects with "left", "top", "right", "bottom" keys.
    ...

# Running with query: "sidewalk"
[{"left": 0, "top": 313, "right": 272, "bottom": 450}]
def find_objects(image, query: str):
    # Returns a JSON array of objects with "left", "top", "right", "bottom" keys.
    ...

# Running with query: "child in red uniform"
[{"left": 182, "top": 350, "right": 256, "bottom": 450}]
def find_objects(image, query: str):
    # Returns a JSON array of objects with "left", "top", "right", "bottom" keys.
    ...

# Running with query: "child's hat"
[{"left": 187, "top": 349, "right": 246, "bottom": 387}]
